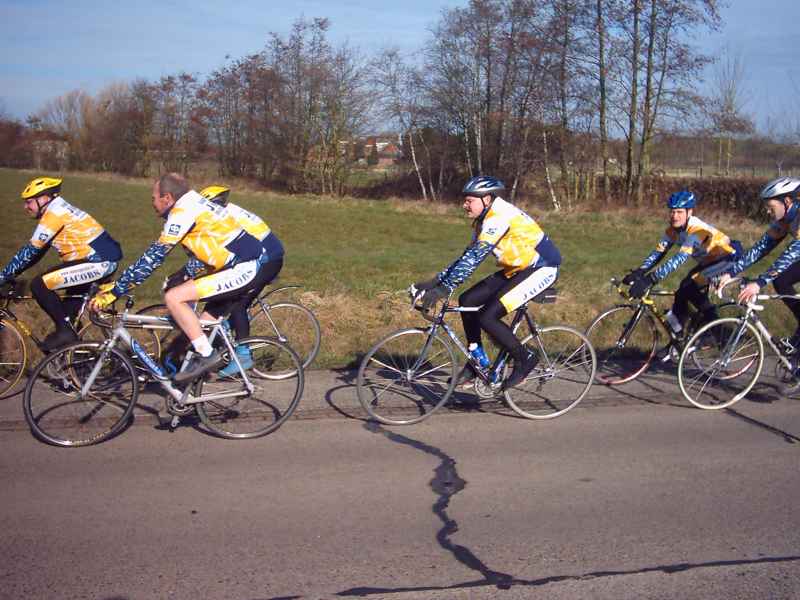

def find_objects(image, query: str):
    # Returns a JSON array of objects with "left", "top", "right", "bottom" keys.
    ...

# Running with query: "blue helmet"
[
  {"left": 667, "top": 190, "right": 696, "bottom": 209},
  {"left": 462, "top": 176, "right": 505, "bottom": 197}
]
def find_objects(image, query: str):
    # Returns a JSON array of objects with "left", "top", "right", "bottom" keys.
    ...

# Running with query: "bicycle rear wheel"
[
  {"left": 503, "top": 325, "right": 597, "bottom": 419},
  {"left": 357, "top": 328, "right": 456, "bottom": 425},
  {"left": 678, "top": 318, "right": 764, "bottom": 410},
  {"left": 195, "top": 337, "right": 304, "bottom": 439},
  {"left": 585, "top": 305, "right": 657, "bottom": 385},
  {"left": 23, "top": 342, "right": 138, "bottom": 447},
  {"left": 0, "top": 318, "right": 26, "bottom": 396},
  {"left": 248, "top": 301, "right": 321, "bottom": 371}
]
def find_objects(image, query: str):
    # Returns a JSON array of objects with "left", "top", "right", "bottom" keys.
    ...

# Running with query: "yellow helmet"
[
  {"left": 199, "top": 185, "right": 230, "bottom": 206},
  {"left": 21, "top": 177, "right": 63, "bottom": 200}
]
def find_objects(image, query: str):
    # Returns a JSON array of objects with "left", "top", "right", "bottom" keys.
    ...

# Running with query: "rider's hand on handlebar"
[
  {"left": 622, "top": 268, "right": 644, "bottom": 286},
  {"left": 737, "top": 281, "right": 761, "bottom": 305},
  {"left": 417, "top": 284, "right": 448, "bottom": 310},
  {"left": 89, "top": 282, "right": 117, "bottom": 312}
]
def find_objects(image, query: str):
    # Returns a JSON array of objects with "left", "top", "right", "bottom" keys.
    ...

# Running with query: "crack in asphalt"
[
  {"left": 332, "top": 554, "right": 800, "bottom": 597},
  {"left": 357, "top": 420, "right": 514, "bottom": 590}
]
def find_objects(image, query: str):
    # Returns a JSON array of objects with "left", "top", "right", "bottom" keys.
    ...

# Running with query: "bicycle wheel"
[
  {"left": 24, "top": 342, "right": 138, "bottom": 447},
  {"left": 249, "top": 300, "right": 321, "bottom": 370},
  {"left": 357, "top": 328, "right": 457, "bottom": 425},
  {"left": 585, "top": 305, "right": 658, "bottom": 385},
  {"left": 503, "top": 325, "right": 597, "bottom": 419},
  {"left": 678, "top": 318, "right": 764, "bottom": 410},
  {"left": 0, "top": 318, "right": 26, "bottom": 396},
  {"left": 195, "top": 337, "right": 304, "bottom": 439}
]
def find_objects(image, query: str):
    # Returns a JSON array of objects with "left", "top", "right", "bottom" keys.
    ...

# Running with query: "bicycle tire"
[
  {"left": 678, "top": 318, "right": 764, "bottom": 410},
  {"left": 357, "top": 328, "right": 457, "bottom": 425},
  {"left": 0, "top": 317, "right": 27, "bottom": 397},
  {"left": 195, "top": 337, "right": 304, "bottom": 439},
  {"left": 23, "top": 342, "right": 138, "bottom": 447},
  {"left": 503, "top": 325, "right": 597, "bottom": 419},
  {"left": 248, "top": 300, "right": 321, "bottom": 371},
  {"left": 585, "top": 305, "right": 657, "bottom": 385}
]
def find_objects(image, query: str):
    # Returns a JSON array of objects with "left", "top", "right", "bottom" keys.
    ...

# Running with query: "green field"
[{"left": 1, "top": 168, "right": 792, "bottom": 368}]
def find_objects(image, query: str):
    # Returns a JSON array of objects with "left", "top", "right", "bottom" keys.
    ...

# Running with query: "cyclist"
[
  {"left": 0, "top": 177, "right": 122, "bottom": 350},
  {"left": 717, "top": 176, "right": 800, "bottom": 354},
  {"left": 199, "top": 185, "right": 284, "bottom": 377},
  {"left": 90, "top": 173, "right": 269, "bottom": 384},
  {"left": 623, "top": 190, "right": 741, "bottom": 339},
  {"left": 413, "top": 175, "right": 561, "bottom": 390}
]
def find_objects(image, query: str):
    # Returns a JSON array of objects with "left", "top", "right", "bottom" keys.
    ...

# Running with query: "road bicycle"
[
  {"left": 137, "top": 282, "right": 321, "bottom": 374},
  {"left": 0, "top": 280, "right": 159, "bottom": 396},
  {"left": 677, "top": 278, "right": 800, "bottom": 409},
  {"left": 356, "top": 285, "right": 597, "bottom": 425},
  {"left": 585, "top": 276, "right": 741, "bottom": 385},
  {"left": 23, "top": 294, "right": 304, "bottom": 447}
]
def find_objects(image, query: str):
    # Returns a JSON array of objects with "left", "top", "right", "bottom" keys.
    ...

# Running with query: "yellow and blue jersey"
[
  {"left": 111, "top": 190, "right": 262, "bottom": 296},
  {"left": 438, "top": 197, "right": 560, "bottom": 291},
  {"left": 225, "top": 202, "right": 283, "bottom": 260},
  {"left": 30, "top": 196, "right": 121, "bottom": 262},
  {"left": 641, "top": 215, "right": 736, "bottom": 281},
  {"left": 158, "top": 191, "right": 262, "bottom": 270},
  {"left": 477, "top": 197, "right": 560, "bottom": 276},
  {"left": 731, "top": 204, "right": 800, "bottom": 287},
  {"left": 0, "top": 196, "right": 121, "bottom": 285}
]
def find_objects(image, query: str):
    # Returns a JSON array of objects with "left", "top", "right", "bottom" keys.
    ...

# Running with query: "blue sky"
[{"left": 1, "top": 0, "right": 798, "bottom": 129}]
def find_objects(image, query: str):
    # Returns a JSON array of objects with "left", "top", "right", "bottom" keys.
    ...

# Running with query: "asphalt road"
[{"left": 1, "top": 369, "right": 799, "bottom": 599}]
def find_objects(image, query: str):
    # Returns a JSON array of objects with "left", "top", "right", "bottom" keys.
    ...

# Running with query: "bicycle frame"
[
  {"left": 418, "top": 293, "right": 546, "bottom": 387},
  {"left": 608, "top": 277, "right": 679, "bottom": 347},
  {"left": 720, "top": 296, "right": 797, "bottom": 374},
  {"left": 80, "top": 310, "right": 256, "bottom": 406}
]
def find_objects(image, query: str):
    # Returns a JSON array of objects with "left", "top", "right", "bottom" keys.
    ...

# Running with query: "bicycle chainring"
[
  {"left": 166, "top": 396, "right": 195, "bottom": 417},
  {"left": 473, "top": 378, "right": 503, "bottom": 399}
]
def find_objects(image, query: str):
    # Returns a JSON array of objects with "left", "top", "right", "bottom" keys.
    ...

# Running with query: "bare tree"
[{"left": 707, "top": 47, "right": 754, "bottom": 175}]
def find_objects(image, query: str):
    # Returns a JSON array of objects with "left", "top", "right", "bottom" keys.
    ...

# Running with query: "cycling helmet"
[
  {"left": 759, "top": 177, "right": 800, "bottom": 201},
  {"left": 21, "top": 177, "right": 62, "bottom": 200},
  {"left": 667, "top": 190, "right": 696, "bottom": 209},
  {"left": 462, "top": 176, "right": 505, "bottom": 198},
  {"left": 199, "top": 185, "right": 231, "bottom": 206}
]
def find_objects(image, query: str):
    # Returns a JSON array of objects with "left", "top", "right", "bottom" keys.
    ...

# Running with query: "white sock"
[{"left": 190, "top": 335, "right": 213, "bottom": 357}]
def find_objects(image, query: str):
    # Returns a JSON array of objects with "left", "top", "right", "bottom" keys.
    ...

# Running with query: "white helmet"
[{"left": 759, "top": 177, "right": 800, "bottom": 201}]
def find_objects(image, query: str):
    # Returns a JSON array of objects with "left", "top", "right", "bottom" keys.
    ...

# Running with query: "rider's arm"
[
  {"left": 754, "top": 238, "right": 800, "bottom": 287},
  {"left": 639, "top": 235, "right": 673, "bottom": 271},
  {"left": 112, "top": 200, "right": 202, "bottom": 296},
  {"left": 184, "top": 256, "right": 206, "bottom": 279},
  {"left": 0, "top": 243, "right": 47, "bottom": 282},
  {"left": 437, "top": 240, "right": 495, "bottom": 291},
  {"left": 650, "top": 232, "right": 700, "bottom": 281},
  {"left": 111, "top": 241, "right": 174, "bottom": 296},
  {"left": 729, "top": 230, "right": 781, "bottom": 275}
]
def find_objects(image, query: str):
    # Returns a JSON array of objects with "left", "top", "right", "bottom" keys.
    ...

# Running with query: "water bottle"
[
  {"left": 665, "top": 310, "right": 683, "bottom": 334},
  {"left": 468, "top": 343, "right": 490, "bottom": 369}
]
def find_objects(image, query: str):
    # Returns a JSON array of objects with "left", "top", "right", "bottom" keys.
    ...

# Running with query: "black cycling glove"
[
  {"left": 421, "top": 285, "right": 449, "bottom": 310},
  {"left": 629, "top": 272, "right": 657, "bottom": 299},
  {"left": 622, "top": 268, "right": 645, "bottom": 286}
]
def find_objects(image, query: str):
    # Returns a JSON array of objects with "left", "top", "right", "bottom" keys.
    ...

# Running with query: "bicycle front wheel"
[
  {"left": 678, "top": 318, "right": 764, "bottom": 410},
  {"left": 357, "top": 328, "right": 456, "bottom": 425},
  {"left": 195, "top": 337, "right": 304, "bottom": 439},
  {"left": 24, "top": 342, "right": 138, "bottom": 447},
  {"left": 503, "top": 325, "right": 597, "bottom": 419},
  {"left": 0, "top": 318, "right": 26, "bottom": 396},
  {"left": 585, "top": 305, "right": 657, "bottom": 385},
  {"left": 249, "top": 301, "right": 321, "bottom": 370}
]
